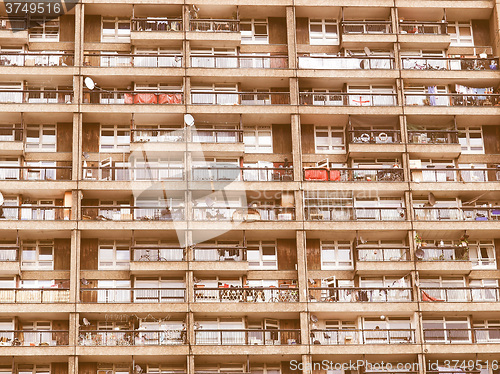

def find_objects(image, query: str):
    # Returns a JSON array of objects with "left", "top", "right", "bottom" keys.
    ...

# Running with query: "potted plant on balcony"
[{"left": 415, "top": 234, "right": 424, "bottom": 247}]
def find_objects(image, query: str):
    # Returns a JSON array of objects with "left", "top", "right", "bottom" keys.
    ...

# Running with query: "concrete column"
[
  {"left": 299, "top": 311, "right": 310, "bottom": 348},
  {"left": 286, "top": 6, "right": 297, "bottom": 69},
  {"left": 186, "top": 268, "right": 194, "bottom": 303},
  {"left": 184, "top": 76, "right": 191, "bottom": 105},
  {"left": 301, "top": 354, "right": 312, "bottom": 374},
  {"left": 69, "top": 312, "right": 79, "bottom": 347},
  {"left": 290, "top": 114, "right": 302, "bottom": 181},
  {"left": 289, "top": 77, "right": 299, "bottom": 107},
  {"left": 188, "top": 311, "right": 195, "bottom": 346},
  {"left": 184, "top": 40, "right": 190, "bottom": 68},
  {"left": 187, "top": 354, "right": 195, "bottom": 374},
  {"left": 296, "top": 230, "right": 307, "bottom": 303},
  {"left": 74, "top": 2, "right": 84, "bottom": 67},
  {"left": 72, "top": 112, "right": 82, "bottom": 181},
  {"left": 69, "top": 356, "right": 77, "bottom": 374},
  {"left": 70, "top": 229, "right": 80, "bottom": 303}
]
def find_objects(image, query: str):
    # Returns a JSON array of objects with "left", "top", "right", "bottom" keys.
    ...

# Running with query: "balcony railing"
[
  {"left": 131, "top": 127, "right": 185, "bottom": 142},
  {"left": 194, "top": 328, "right": 301, "bottom": 345},
  {"left": 417, "top": 246, "right": 469, "bottom": 261},
  {"left": 423, "top": 328, "right": 500, "bottom": 344},
  {"left": 399, "top": 21, "right": 448, "bottom": 35},
  {"left": 305, "top": 207, "right": 406, "bottom": 221},
  {"left": 298, "top": 55, "right": 394, "bottom": 70},
  {"left": 192, "top": 128, "right": 243, "bottom": 143},
  {"left": 310, "top": 328, "right": 415, "bottom": 345},
  {"left": 82, "top": 166, "right": 185, "bottom": 181},
  {"left": 85, "top": 53, "right": 182, "bottom": 68},
  {"left": 0, "top": 126, "right": 23, "bottom": 141},
  {"left": 81, "top": 206, "right": 185, "bottom": 221},
  {"left": 402, "top": 57, "right": 499, "bottom": 71},
  {"left": 132, "top": 247, "right": 185, "bottom": 262},
  {"left": 0, "top": 17, "right": 27, "bottom": 31},
  {"left": 342, "top": 20, "right": 392, "bottom": 34},
  {"left": 79, "top": 329, "right": 186, "bottom": 346},
  {"left": 357, "top": 247, "right": 410, "bottom": 261},
  {"left": 132, "top": 17, "right": 183, "bottom": 32},
  {"left": 420, "top": 287, "right": 499, "bottom": 302},
  {"left": 348, "top": 129, "right": 401, "bottom": 143},
  {"left": 404, "top": 93, "right": 500, "bottom": 107},
  {"left": 87, "top": 91, "right": 183, "bottom": 105},
  {"left": 0, "top": 52, "right": 74, "bottom": 67},
  {"left": 194, "top": 286, "right": 299, "bottom": 302},
  {"left": 413, "top": 207, "right": 500, "bottom": 221},
  {"left": 0, "top": 288, "right": 70, "bottom": 303},
  {"left": 193, "top": 206, "right": 295, "bottom": 221},
  {"left": 189, "top": 19, "right": 239, "bottom": 32},
  {"left": 308, "top": 287, "right": 413, "bottom": 302},
  {"left": 304, "top": 167, "right": 404, "bottom": 182},
  {"left": 191, "top": 55, "right": 288, "bottom": 69},
  {"left": 191, "top": 91, "right": 290, "bottom": 105},
  {"left": 0, "top": 89, "right": 73, "bottom": 104},
  {"left": 407, "top": 129, "right": 459, "bottom": 144},
  {"left": 193, "top": 246, "right": 246, "bottom": 261},
  {"left": 0, "top": 165, "right": 72, "bottom": 181},
  {"left": 299, "top": 92, "right": 397, "bottom": 106},
  {"left": 80, "top": 288, "right": 186, "bottom": 303},
  {"left": 1, "top": 206, "right": 70, "bottom": 220},
  {"left": 411, "top": 168, "right": 500, "bottom": 182},
  {"left": 0, "top": 247, "right": 18, "bottom": 261},
  {"left": 192, "top": 166, "right": 293, "bottom": 182},
  {"left": 0, "top": 330, "right": 68, "bottom": 346}
]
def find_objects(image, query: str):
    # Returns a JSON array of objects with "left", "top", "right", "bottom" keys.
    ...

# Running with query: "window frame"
[
  {"left": 309, "top": 19, "right": 339, "bottom": 45},
  {"left": 314, "top": 125, "right": 345, "bottom": 153},
  {"left": 247, "top": 240, "right": 277, "bottom": 270},
  {"left": 241, "top": 19, "right": 269, "bottom": 44},
  {"left": 21, "top": 240, "right": 54, "bottom": 270},
  {"left": 243, "top": 125, "right": 273, "bottom": 153},
  {"left": 25, "top": 124, "right": 56, "bottom": 152},
  {"left": 101, "top": 17, "right": 131, "bottom": 43}
]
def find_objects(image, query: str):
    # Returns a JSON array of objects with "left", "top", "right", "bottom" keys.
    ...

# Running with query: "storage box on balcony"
[{"left": 304, "top": 168, "right": 328, "bottom": 181}]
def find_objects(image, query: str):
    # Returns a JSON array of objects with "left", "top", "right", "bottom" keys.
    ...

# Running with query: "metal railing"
[
  {"left": 0, "top": 17, "right": 27, "bottom": 30},
  {"left": 402, "top": 57, "right": 499, "bottom": 71},
  {"left": 193, "top": 246, "right": 246, "bottom": 261},
  {"left": 80, "top": 288, "right": 186, "bottom": 303},
  {"left": 298, "top": 55, "right": 394, "bottom": 70},
  {"left": 420, "top": 287, "right": 500, "bottom": 302},
  {"left": 191, "top": 55, "right": 288, "bottom": 69},
  {"left": 191, "top": 91, "right": 290, "bottom": 105},
  {"left": 0, "top": 89, "right": 73, "bottom": 104},
  {"left": 356, "top": 247, "right": 410, "bottom": 261},
  {"left": 348, "top": 129, "right": 401, "bottom": 143},
  {"left": 404, "top": 93, "right": 500, "bottom": 107},
  {"left": 131, "top": 127, "right": 185, "bottom": 142},
  {"left": 0, "top": 288, "right": 70, "bottom": 303},
  {"left": 299, "top": 92, "right": 397, "bottom": 106},
  {"left": 1, "top": 206, "right": 70, "bottom": 220},
  {"left": 194, "top": 328, "right": 301, "bottom": 345},
  {"left": 0, "top": 165, "right": 72, "bottom": 181},
  {"left": 417, "top": 246, "right": 469, "bottom": 261},
  {"left": 191, "top": 128, "right": 243, "bottom": 143},
  {"left": 0, "top": 126, "right": 23, "bottom": 141},
  {"left": 0, "top": 330, "right": 69, "bottom": 346},
  {"left": 305, "top": 207, "right": 406, "bottom": 221},
  {"left": 310, "top": 328, "right": 415, "bottom": 345},
  {"left": 303, "top": 167, "right": 404, "bottom": 182},
  {"left": 342, "top": 20, "right": 392, "bottom": 34},
  {"left": 132, "top": 17, "right": 183, "bottom": 32},
  {"left": 79, "top": 329, "right": 186, "bottom": 346},
  {"left": 194, "top": 286, "right": 299, "bottom": 302},
  {"left": 423, "top": 328, "right": 500, "bottom": 344},
  {"left": 192, "top": 166, "right": 293, "bottom": 182},
  {"left": 81, "top": 206, "right": 185, "bottom": 221},
  {"left": 308, "top": 287, "right": 413, "bottom": 302},
  {"left": 84, "top": 53, "right": 182, "bottom": 68},
  {"left": 132, "top": 247, "right": 185, "bottom": 262},
  {"left": 87, "top": 91, "right": 183, "bottom": 105},
  {"left": 411, "top": 168, "right": 500, "bottom": 182},
  {"left": 407, "top": 129, "right": 459, "bottom": 144},
  {"left": 413, "top": 207, "right": 500, "bottom": 221},
  {"left": 0, "top": 52, "right": 74, "bottom": 67},
  {"left": 189, "top": 19, "right": 239, "bottom": 32},
  {"left": 82, "top": 166, "right": 185, "bottom": 181},
  {"left": 193, "top": 206, "right": 295, "bottom": 221},
  {"left": 0, "top": 247, "right": 18, "bottom": 261},
  {"left": 399, "top": 21, "right": 448, "bottom": 35}
]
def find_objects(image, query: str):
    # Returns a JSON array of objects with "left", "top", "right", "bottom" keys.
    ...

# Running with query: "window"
[
  {"left": 134, "top": 48, "right": 182, "bottom": 68},
  {"left": 28, "top": 17, "right": 59, "bottom": 42},
  {"left": 97, "top": 280, "right": 131, "bottom": 303},
  {"left": 241, "top": 19, "right": 268, "bottom": 44},
  {"left": 423, "top": 317, "right": 470, "bottom": 343},
  {"left": 98, "top": 240, "right": 130, "bottom": 270},
  {"left": 458, "top": 126, "right": 484, "bottom": 154},
  {"left": 0, "top": 158, "right": 20, "bottom": 180},
  {"left": 102, "top": 17, "right": 131, "bottom": 42},
  {"left": 448, "top": 21, "right": 473, "bottom": 46},
  {"left": 191, "top": 48, "right": 237, "bottom": 68},
  {"left": 22, "top": 321, "right": 53, "bottom": 346},
  {"left": 18, "top": 365, "right": 50, "bottom": 374},
  {"left": 400, "top": 50, "right": 446, "bottom": 69},
  {"left": 247, "top": 241, "right": 277, "bottom": 269},
  {"left": 469, "top": 240, "right": 496, "bottom": 268},
  {"left": 192, "top": 124, "right": 238, "bottom": 144},
  {"left": 100, "top": 125, "right": 130, "bottom": 152},
  {"left": 243, "top": 125, "right": 272, "bottom": 153},
  {"left": 363, "top": 317, "right": 412, "bottom": 343},
  {"left": 0, "top": 82, "right": 22, "bottom": 103},
  {"left": 309, "top": 19, "right": 339, "bottom": 45},
  {"left": 133, "top": 157, "right": 184, "bottom": 181},
  {"left": 96, "top": 364, "right": 130, "bottom": 374},
  {"left": 469, "top": 279, "right": 498, "bottom": 302},
  {"left": 473, "top": 320, "right": 500, "bottom": 342},
  {"left": 420, "top": 277, "right": 467, "bottom": 301},
  {"left": 354, "top": 197, "right": 404, "bottom": 221},
  {"left": 314, "top": 126, "right": 345, "bottom": 153},
  {"left": 191, "top": 84, "right": 238, "bottom": 105},
  {"left": 404, "top": 85, "right": 448, "bottom": 106},
  {"left": 134, "top": 277, "right": 185, "bottom": 303},
  {"left": 99, "top": 51, "right": 131, "bottom": 67},
  {"left": 320, "top": 241, "right": 352, "bottom": 269},
  {"left": 347, "top": 85, "right": 395, "bottom": 106},
  {"left": 21, "top": 240, "right": 54, "bottom": 270},
  {"left": 26, "top": 124, "right": 56, "bottom": 152}
]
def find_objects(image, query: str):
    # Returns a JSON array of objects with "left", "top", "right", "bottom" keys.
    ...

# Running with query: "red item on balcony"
[
  {"left": 135, "top": 93, "right": 158, "bottom": 104},
  {"left": 421, "top": 290, "right": 442, "bottom": 302},
  {"left": 329, "top": 169, "right": 341, "bottom": 181},
  {"left": 124, "top": 93, "right": 134, "bottom": 104},
  {"left": 159, "top": 93, "right": 182, "bottom": 104},
  {"left": 304, "top": 168, "right": 328, "bottom": 181}
]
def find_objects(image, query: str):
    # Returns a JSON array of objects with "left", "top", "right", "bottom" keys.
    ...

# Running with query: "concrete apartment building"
[{"left": 0, "top": 0, "right": 500, "bottom": 374}]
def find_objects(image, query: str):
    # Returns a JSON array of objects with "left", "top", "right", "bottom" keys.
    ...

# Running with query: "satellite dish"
[
  {"left": 135, "top": 365, "right": 143, "bottom": 374},
  {"left": 428, "top": 192, "right": 436, "bottom": 206},
  {"left": 364, "top": 47, "right": 371, "bottom": 56},
  {"left": 193, "top": 277, "right": 200, "bottom": 284},
  {"left": 82, "top": 152, "right": 89, "bottom": 160},
  {"left": 184, "top": 114, "right": 195, "bottom": 127},
  {"left": 80, "top": 278, "right": 89, "bottom": 286},
  {"left": 308, "top": 278, "right": 316, "bottom": 285},
  {"left": 192, "top": 4, "right": 200, "bottom": 12},
  {"left": 84, "top": 77, "right": 96, "bottom": 90},
  {"left": 310, "top": 314, "right": 319, "bottom": 323},
  {"left": 415, "top": 248, "right": 425, "bottom": 259},
  {"left": 83, "top": 318, "right": 90, "bottom": 326}
]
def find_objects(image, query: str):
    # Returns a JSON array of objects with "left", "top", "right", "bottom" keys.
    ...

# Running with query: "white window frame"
[
  {"left": 98, "top": 240, "right": 130, "bottom": 270},
  {"left": 458, "top": 126, "right": 484, "bottom": 154},
  {"left": 314, "top": 125, "right": 345, "bottom": 153},
  {"left": 17, "top": 365, "right": 51, "bottom": 374},
  {"left": 134, "top": 47, "right": 182, "bottom": 68},
  {"left": 243, "top": 125, "right": 272, "bottom": 153},
  {"left": 100, "top": 124, "right": 130, "bottom": 152},
  {"left": 28, "top": 17, "right": 59, "bottom": 42},
  {"left": 25, "top": 124, "right": 56, "bottom": 152},
  {"left": 101, "top": 17, "right": 131, "bottom": 43},
  {"left": 309, "top": 19, "right": 339, "bottom": 45},
  {"left": 448, "top": 21, "right": 474, "bottom": 46},
  {"left": 21, "top": 240, "right": 54, "bottom": 270},
  {"left": 241, "top": 19, "right": 269, "bottom": 44},
  {"left": 469, "top": 240, "right": 496, "bottom": 269},
  {"left": 191, "top": 48, "right": 237, "bottom": 68},
  {"left": 97, "top": 280, "right": 131, "bottom": 303},
  {"left": 191, "top": 84, "right": 238, "bottom": 105},
  {"left": 247, "top": 240, "right": 277, "bottom": 270},
  {"left": 320, "top": 240, "right": 352, "bottom": 269},
  {"left": 134, "top": 277, "right": 185, "bottom": 303},
  {"left": 423, "top": 317, "right": 471, "bottom": 343}
]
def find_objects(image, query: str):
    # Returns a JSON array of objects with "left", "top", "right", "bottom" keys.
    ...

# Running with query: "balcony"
[
  {"left": 1, "top": 206, "right": 71, "bottom": 221},
  {"left": 191, "top": 55, "right": 288, "bottom": 69},
  {"left": 299, "top": 92, "right": 397, "bottom": 106},
  {"left": 191, "top": 91, "right": 290, "bottom": 106},
  {"left": 82, "top": 166, "right": 185, "bottom": 181},
  {"left": 79, "top": 329, "right": 186, "bottom": 346},
  {"left": 130, "top": 17, "right": 183, "bottom": 45},
  {"left": 423, "top": 328, "right": 500, "bottom": 344},
  {"left": 194, "top": 286, "right": 298, "bottom": 303},
  {"left": 303, "top": 167, "right": 404, "bottom": 182},
  {"left": 304, "top": 207, "right": 406, "bottom": 221},
  {"left": 193, "top": 206, "right": 295, "bottom": 222},
  {"left": 193, "top": 246, "right": 246, "bottom": 262},
  {"left": 308, "top": 287, "right": 413, "bottom": 302},
  {"left": 132, "top": 247, "right": 185, "bottom": 262},
  {"left": 298, "top": 55, "right": 394, "bottom": 70},
  {"left": 0, "top": 17, "right": 28, "bottom": 42},
  {"left": 0, "top": 125, "right": 23, "bottom": 155},
  {"left": 0, "top": 89, "right": 73, "bottom": 104},
  {"left": 84, "top": 90, "right": 183, "bottom": 105},
  {"left": 0, "top": 165, "right": 72, "bottom": 181},
  {"left": 194, "top": 328, "right": 300, "bottom": 345},
  {"left": 0, "top": 52, "right": 74, "bottom": 67},
  {"left": 407, "top": 129, "right": 461, "bottom": 157},
  {"left": 84, "top": 53, "right": 182, "bottom": 68},
  {"left": 420, "top": 287, "right": 499, "bottom": 302},
  {"left": 80, "top": 287, "right": 186, "bottom": 303},
  {"left": 189, "top": 19, "right": 239, "bottom": 32},
  {"left": 341, "top": 21, "right": 396, "bottom": 47},
  {"left": 357, "top": 247, "right": 410, "bottom": 262},
  {"left": 0, "top": 288, "right": 70, "bottom": 303},
  {"left": 413, "top": 207, "right": 500, "bottom": 221},
  {"left": 81, "top": 206, "right": 185, "bottom": 221},
  {"left": 401, "top": 56, "right": 499, "bottom": 72},
  {"left": 411, "top": 167, "right": 500, "bottom": 183},
  {"left": 404, "top": 93, "right": 500, "bottom": 107},
  {"left": 131, "top": 127, "right": 185, "bottom": 143},
  {"left": 310, "top": 328, "right": 415, "bottom": 345},
  {"left": 192, "top": 165, "right": 293, "bottom": 182},
  {"left": 0, "top": 329, "right": 68, "bottom": 346},
  {"left": 398, "top": 21, "right": 450, "bottom": 48},
  {"left": 417, "top": 245, "right": 469, "bottom": 261}
]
